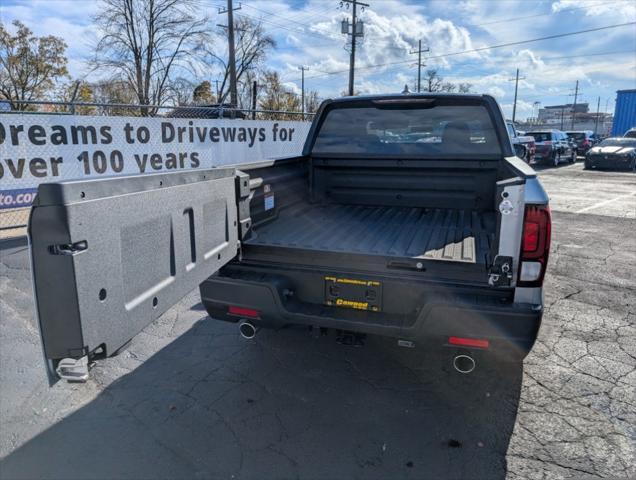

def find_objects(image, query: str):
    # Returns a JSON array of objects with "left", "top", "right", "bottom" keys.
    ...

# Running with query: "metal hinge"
[
  {"left": 488, "top": 255, "right": 513, "bottom": 287},
  {"left": 49, "top": 240, "right": 87, "bottom": 256},
  {"left": 56, "top": 356, "right": 89, "bottom": 382}
]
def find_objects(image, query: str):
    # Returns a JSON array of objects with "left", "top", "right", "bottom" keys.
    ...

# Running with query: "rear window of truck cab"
[{"left": 311, "top": 100, "right": 502, "bottom": 157}]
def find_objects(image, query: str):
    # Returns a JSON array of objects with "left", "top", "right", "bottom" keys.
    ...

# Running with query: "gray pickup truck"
[{"left": 29, "top": 93, "right": 551, "bottom": 382}]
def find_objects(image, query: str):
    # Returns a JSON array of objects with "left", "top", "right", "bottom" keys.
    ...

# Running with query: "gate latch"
[
  {"left": 56, "top": 356, "right": 89, "bottom": 382},
  {"left": 488, "top": 256, "right": 513, "bottom": 287},
  {"left": 50, "top": 240, "right": 88, "bottom": 256}
]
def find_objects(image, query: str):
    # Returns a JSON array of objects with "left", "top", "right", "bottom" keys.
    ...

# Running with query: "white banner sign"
[{"left": 0, "top": 114, "right": 311, "bottom": 209}]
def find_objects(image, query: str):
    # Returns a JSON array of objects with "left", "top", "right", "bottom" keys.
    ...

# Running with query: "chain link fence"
[{"left": 0, "top": 100, "right": 315, "bottom": 238}]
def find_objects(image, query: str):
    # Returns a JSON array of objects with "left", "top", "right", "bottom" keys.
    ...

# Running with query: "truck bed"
[{"left": 246, "top": 202, "right": 496, "bottom": 265}]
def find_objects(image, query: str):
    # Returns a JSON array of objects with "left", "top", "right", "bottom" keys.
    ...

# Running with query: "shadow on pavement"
[
  {"left": 0, "top": 236, "right": 28, "bottom": 251},
  {"left": 0, "top": 312, "right": 523, "bottom": 480}
]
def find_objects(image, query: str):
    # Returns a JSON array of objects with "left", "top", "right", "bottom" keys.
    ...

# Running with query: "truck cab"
[{"left": 29, "top": 94, "right": 551, "bottom": 382}]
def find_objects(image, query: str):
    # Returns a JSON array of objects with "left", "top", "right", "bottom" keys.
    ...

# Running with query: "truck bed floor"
[{"left": 246, "top": 203, "right": 496, "bottom": 264}]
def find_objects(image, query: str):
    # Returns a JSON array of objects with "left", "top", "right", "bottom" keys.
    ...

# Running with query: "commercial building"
[{"left": 611, "top": 89, "right": 636, "bottom": 136}]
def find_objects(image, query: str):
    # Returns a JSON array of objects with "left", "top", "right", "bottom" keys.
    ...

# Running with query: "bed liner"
[{"left": 245, "top": 202, "right": 496, "bottom": 265}]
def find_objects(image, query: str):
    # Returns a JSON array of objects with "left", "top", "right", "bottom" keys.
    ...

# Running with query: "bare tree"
[
  {"left": 166, "top": 77, "right": 196, "bottom": 106},
  {"left": 0, "top": 20, "right": 68, "bottom": 110},
  {"left": 237, "top": 71, "right": 257, "bottom": 110},
  {"left": 305, "top": 91, "right": 321, "bottom": 114},
  {"left": 422, "top": 69, "right": 472, "bottom": 94},
  {"left": 92, "top": 0, "right": 211, "bottom": 112},
  {"left": 423, "top": 69, "right": 443, "bottom": 92},
  {"left": 212, "top": 16, "right": 275, "bottom": 105},
  {"left": 92, "top": 79, "right": 139, "bottom": 115}
]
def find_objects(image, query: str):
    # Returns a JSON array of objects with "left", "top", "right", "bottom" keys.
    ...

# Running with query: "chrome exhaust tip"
[
  {"left": 453, "top": 354, "right": 476, "bottom": 374},
  {"left": 239, "top": 321, "right": 258, "bottom": 339}
]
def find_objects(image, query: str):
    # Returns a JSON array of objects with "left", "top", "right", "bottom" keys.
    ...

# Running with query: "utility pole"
[
  {"left": 219, "top": 0, "right": 241, "bottom": 107},
  {"left": 409, "top": 40, "right": 429, "bottom": 93},
  {"left": 560, "top": 106, "right": 565, "bottom": 130},
  {"left": 341, "top": 0, "right": 369, "bottom": 96},
  {"left": 508, "top": 68, "right": 525, "bottom": 123},
  {"left": 298, "top": 66, "right": 308, "bottom": 117},
  {"left": 594, "top": 96, "right": 600, "bottom": 135},
  {"left": 570, "top": 80, "right": 579, "bottom": 129},
  {"left": 252, "top": 80, "right": 257, "bottom": 120}
]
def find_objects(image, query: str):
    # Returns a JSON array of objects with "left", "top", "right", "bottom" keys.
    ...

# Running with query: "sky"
[{"left": 1, "top": 0, "right": 635, "bottom": 120}]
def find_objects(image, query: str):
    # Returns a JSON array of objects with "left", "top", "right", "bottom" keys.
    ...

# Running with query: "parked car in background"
[
  {"left": 525, "top": 129, "right": 576, "bottom": 166},
  {"left": 566, "top": 130, "right": 595, "bottom": 156},
  {"left": 166, "top": 103, "right": 246, "bottom": 119},
  {"left": 624, "top": 128, "right": 636, "bottom": 138},
  {"left": 506, "top": 122, "right": 536, "bottom": 163},
  {"left": 585, "top": 137, "right": 636, "bottom": 171}
]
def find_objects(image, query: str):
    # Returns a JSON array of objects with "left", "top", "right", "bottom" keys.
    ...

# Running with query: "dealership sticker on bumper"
[{"left": 324, "top": 276, "right": 382, "bottom": 312}]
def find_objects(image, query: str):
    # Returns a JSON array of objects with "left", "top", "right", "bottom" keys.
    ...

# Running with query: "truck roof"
[{"left": 326, "top": 92, "right": 490, "bottom": 104}]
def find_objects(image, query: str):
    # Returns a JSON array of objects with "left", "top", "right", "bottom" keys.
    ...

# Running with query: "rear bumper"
[
  {"left": 576, "top": 145, "right": 591, "bottom": 154},
  {"left": 533, "top": 147, "right": 553, "bottom": 162},
  {"left": 200, "top": 266, "right": 543, "bottom": 360}
]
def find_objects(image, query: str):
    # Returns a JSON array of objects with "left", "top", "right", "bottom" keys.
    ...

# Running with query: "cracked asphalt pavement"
[{"left": 1, "top": 162, "right": 634, "bottom": 479}]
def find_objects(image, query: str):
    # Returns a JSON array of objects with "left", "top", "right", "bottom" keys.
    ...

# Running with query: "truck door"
[{"left": 29, "top": 168, "right": 250, "bottom": 382}]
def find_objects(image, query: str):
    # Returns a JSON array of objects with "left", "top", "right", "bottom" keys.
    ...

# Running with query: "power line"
[
  {"left": 285, "top": 4, "right": 340, "bottom": 23},
  {"left": 280, "top": 48, "right": 632, "bottom": 83},
  {"left": 539, "top": 49, "right": 636, "bottom": 60},
  {"left": 472, "top": 0, "right": 623, "bottom": 27},
  {"left": 241, "top": 3, "right": 325, "bottom": 30},
  {"left": 238, "top": 4, "right": 339, "bottom": 39},
  {"left": 236, "top": 11, "right": 333, "bottom": 41},
  {"left": 285, "top": 21, "right": 636, "bottom": 83},
  {"left": 275, "top": 42, "right": 342, "bottom": 51}
]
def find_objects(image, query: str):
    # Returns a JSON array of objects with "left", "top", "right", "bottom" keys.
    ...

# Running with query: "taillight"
[
  {"left": 582, "top": 139, "right": 590, "bottom": 147},
  {"left": 448, "top": 336, "right": 490, "bottom": 349},
  {"left": 518, "top": 205, "right": 551, "bottom": 287},
  {"left": 228, "top": 306, "right": 260, "bottom": 318},
  {"left": 543, "top": 141, "right": 553, "bottom": 145}
]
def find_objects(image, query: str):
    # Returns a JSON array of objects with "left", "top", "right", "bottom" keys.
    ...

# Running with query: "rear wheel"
[
  {"left": 552, "top": 151, "right": 561, "bottom": 167},
  {"left": 570, "top": 150, "right": 577, "bottom": 163}
]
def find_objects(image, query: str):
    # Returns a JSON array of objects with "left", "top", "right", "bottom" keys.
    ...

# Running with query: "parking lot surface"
[{"left": 0, "top": 162, "right": 634, "bottom": 480}]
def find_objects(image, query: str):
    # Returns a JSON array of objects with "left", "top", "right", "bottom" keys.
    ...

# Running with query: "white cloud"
[
  {"left": 488, "top": 86, "right": 506, "bottom": 98},
  {"left": 2, "top": 0, "right": 634, "bottom": 119},
  {"left": 552, "top": 0, "right": 636, "bottom": 19}
]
